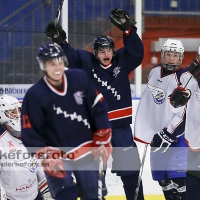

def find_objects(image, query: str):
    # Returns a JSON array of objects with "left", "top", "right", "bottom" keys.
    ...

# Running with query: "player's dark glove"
[
  {"left": 45, "top": 22, "right": 66, "bottom": 44},
  {"left": 109, "top": 8, "right": 136, "bottom": 32},
  {"left": 188, "top": 58, "right": 200, "bottom": 87},
  {"left": 150, "top": 129, "right": 177, "bottom": 153},
  {"left": 92, "top": 128, "right": 112, "bottom": 164},
  {"left": 36, "top": 147, "right": 66, "bottom": 178},
  {"left": 169, "top": 86, "right": 191, "bottom": 108}
]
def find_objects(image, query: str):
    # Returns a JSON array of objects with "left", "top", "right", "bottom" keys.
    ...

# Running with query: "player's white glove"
[
  {"left": 150, "top": 129, "right": 177, "bottom": 153},
  {"left": 38, "top": 177, "right": 54, "bottom": 200}
]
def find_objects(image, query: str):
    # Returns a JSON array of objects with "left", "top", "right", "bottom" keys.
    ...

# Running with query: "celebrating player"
[
  {"left": 45, "top": 8, "right": 144, "bottom": 200},
  {"left": 0, "top": 94, "right": 52, "bottom": 200},
  {"left": 134, "top": 39, "right": 188, "bottom": 200},
  {"left": 21, "top": 43, "right": 112, "bottom": 200},
  {"left": 170, "top": 47, "right": 200, "bottom": 200}
]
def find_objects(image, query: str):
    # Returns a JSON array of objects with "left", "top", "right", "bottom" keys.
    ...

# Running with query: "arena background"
[{"left": 1, "top": 0, "right": 200, "bottom": 199}]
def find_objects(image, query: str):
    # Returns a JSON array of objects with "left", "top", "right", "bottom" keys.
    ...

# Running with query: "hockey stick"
[
  {"left": 98, "top": 156, "right": 104, "bottom": 200},
  {"left": 54, "top": 0, "right": 64, "bottom": 37},
  {"left": 54, "top": 0, "right": 64, "bottom": 27},
  {"left": 133, "top": 144, "right": 148, "bottom": 200}
]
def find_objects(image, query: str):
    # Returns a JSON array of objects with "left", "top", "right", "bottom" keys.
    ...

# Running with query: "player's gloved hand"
[
  {"left": 109, "top": 8, "right": 136, "bottom": 32},
  {"left": 169, "top": 86, "right": 191, "bottom": 108},
  {"left": 36, "top": 147, "right": 66, "bottom": 178},
  {"left": 188, "top": 59, "right": 200, "bottom": 87},
  {"left": 92, "top": 128, "right": 112, "bottom": 164},
  {"left": 188, "top": 59, "right": 200, "bottom": 81},
  {"left": 45, "top": 22, "right": 66, "bottom": 44},
  {"left": 38, "top": 177, "right": 54, "bottom": 200},
  {"left": 150, "top": 129, "right": 177, "bottom": 153}
]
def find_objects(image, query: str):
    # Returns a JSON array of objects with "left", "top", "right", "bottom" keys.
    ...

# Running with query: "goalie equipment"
[
  {"left": 38, "top": 177, "right": 54, "bottom": 200},
  {"left": 161, "top": 39, "right": 184, "bottom": 71},
  {"left": 150, "top": 129, "right": 177, "bottom": 153},
  {"left": 188, "top": 59, "right": 200, "bottom": 86},
  {"left": 0, "top": 94, "right": 21, "bottom": 132},
  {"left": 169, "top": 86, "right": 191, "bottom": 108},
  {"left": 45, "top": 22, "right": 66, "bottom": 44},
  {"left": 35, "top": 147, "right": 66, "bottom": 178},
  {"left": 92, "top": 35, "right": 116, "bottom": 57},
  {"left": 109, "top": 8, "right": 136, "bottom": 32},
  {"left": 36, "top": 43, "right": 68, "bottom": 71}
]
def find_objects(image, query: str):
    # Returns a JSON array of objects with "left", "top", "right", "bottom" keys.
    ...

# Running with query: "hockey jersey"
[
  {"left": 134, "top": 65, "right": 189, "bottom": 144},
  {"left": 21, "top": 69, "right": 110, "bottom": 157},
  {"left": 60, "top": 28, "right": 144, "bottom": 128},
  {"left": 181, "top": 73, "right": 200, "bottom": 150},
  {"left": 0, "top": 130, "right": 45, "bottom": 200}
]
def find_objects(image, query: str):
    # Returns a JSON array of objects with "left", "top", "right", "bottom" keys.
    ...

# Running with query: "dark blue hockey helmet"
[
  {"left": 92, "top": 35, "right": 116, "bottom": 57},
  {"left": 36, "top": 43, "right": 68, "bottom": 70}
]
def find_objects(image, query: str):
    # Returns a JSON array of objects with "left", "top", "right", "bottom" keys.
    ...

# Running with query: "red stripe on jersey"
[
  {"left": 134, "top": 137, "right": 149, "bottom": 144},
  {"left": 185, "top": 138, "right": 200, "bottom": 152},
  {"left": 63, "top": 141, "right": 93, "bottom": 161},
  {"left": 38, "top": 181, "right": 47, "bottom": 191},
  {"left": 108, "top": 107, "right": 132, "bottom": 121}
]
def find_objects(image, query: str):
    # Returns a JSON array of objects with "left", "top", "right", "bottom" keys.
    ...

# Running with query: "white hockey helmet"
[
  {"left": 161, "top": 39, "right": 184, "bottom": 71},
  {"left": 0, "top": 94, "right": 21, "bottom": 132}
]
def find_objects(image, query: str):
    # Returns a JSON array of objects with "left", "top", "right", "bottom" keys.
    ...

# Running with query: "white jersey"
[
  {"left": 134, "top": 66, "right": 188, "bottom": 143},
  {"left": 0, "top": 130, "right": 45, "bottom": 200},
  {"left": 182, "top": 74, "right": 200, "bottom": 150}
]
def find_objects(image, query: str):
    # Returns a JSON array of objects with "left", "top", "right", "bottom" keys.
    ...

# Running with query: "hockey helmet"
[
  {"left": 92, "top": 35, "right": 116, "bottom": 56},
  {"left": 36, "top": 43, "right": 68, "bottom": 70},
  {"left": 161, "top": 39, "right": 184, "bottom": 71},
  {"left": 0, "top": 94, "right": 21, "bottom": 132}
]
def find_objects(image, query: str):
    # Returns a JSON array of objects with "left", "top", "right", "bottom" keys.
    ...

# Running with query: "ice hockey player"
[
  {"left": 21, "top": 43, "right": 112, "bottom": 200},
  {"left": 0, "top": 94, "right": 53, "bottom": 200},
  {"left": 170, "top": 47, "right": 200, "bottom": 200},
  {"left": 45, "top": 8, "right": 144, "bottom": 200},
  {"left": 134, "top": 39, "right": 188, "bottom": 200}
]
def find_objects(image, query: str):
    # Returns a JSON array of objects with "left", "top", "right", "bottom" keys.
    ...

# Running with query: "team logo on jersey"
[
  {"left": 113, "top": 66, "right": 121, "bottom": 78},
  {"left": 147, "top": 83, "right": 165, "bottom": 104},
  {"left": 8, "top": 140, "right": 16, "bottom": 152},
  {"left": 13, "top": 157, "right": 39, "bottom": 173},
  {"left": 194, "top": 91, "right": 200, "bottom": 101},
  {"left": 74, "top": 91, "right": 84, "bottom": 105}
]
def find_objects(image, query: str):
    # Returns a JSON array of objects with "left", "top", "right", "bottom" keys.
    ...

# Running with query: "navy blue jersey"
[
  {"left": 21, "top": 69, "right": 110, "bottom": 153},
  {"left": 61, "top": 28, "right": 144, "bottom": 127}
]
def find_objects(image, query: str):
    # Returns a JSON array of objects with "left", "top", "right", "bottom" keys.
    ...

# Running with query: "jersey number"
[{"left": 22, "top": 115, "right": 32, "bottom": 128}]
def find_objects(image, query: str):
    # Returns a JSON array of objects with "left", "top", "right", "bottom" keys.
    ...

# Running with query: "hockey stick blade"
[
  {"left": 54, "top": 0, "right": 64, "bottom": 38},
  {"left": 54, "top": 0, "right": 64, "bottom": 26}
]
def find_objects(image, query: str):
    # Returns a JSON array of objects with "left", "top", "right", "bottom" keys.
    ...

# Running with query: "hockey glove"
[
  {"left": 36, "top": 147, "right": 66, "bottom": 178},
  {"left": 45, "top": 22, "right": 66, "bottom": 44},
  {"left": 92, "top": 128, "right": 112, "bottom": 164},
  {"left": 169, "top": 86, "right": 191, "bottom": 108},
  {"left": 38, "top": 177, "right": 54, "bottom": 200},
  {"left": 150, "top": 129, "right": 177, "bottom": 153},
  {"left": 188, "top": 59, "right": 200, "bottom": 87},
  {"left": 109, "top": 8, "right": 136, "bottom": 32}
]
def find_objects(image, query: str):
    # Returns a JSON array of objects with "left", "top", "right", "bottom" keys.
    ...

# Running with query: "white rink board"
[{"left": 106, "top": 99, "right": 163, "bottom": 196}]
